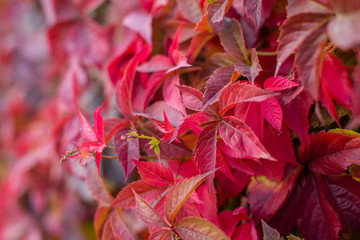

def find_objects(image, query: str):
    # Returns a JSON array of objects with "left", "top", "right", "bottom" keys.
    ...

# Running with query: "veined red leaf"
[
  {"left": 219, "top": 18, "right": 249, "bottom": 62},
  {"left": 101, "top": 218, "right": 116, "bottom": 240},
  {"left": 303, "top": 131, "right": 360, "bottom": 175},
  {"left": 321, "top": 53, "right": 354, "bottom": 108},
  {"left": 262, "top": 220, "right": 282, "bottom": 240},
  {"left": 297, "top": 173, "right": 341, "bottom": 240},
  {"left": 248, "top": 167, "right": 302, "bottom": 222},
  {"left": 149, "top": 228, "right": 174, "bottom": 240},
  {"left": 218, "top": 82, "right": 278, "bottom": 115},
  {"left": 234, "top": 48, "right": 262, "bottom": 84},
  {"left": 137, "top": 55, "right": 173, "bottom": 72},
  {"left": 244, "top": 0, "right": 275, "bottom": 30},
  {"left": 123, "top": 11, "right": 152, "bottom": 44},
  {"left": 132, "top": 189, "right": 169, "bottom": 227},
  {"left": 218, "top": 210, "right": 241, "bottom": 237},
  {"left": 232, "top": 220, "right": 258, "bottom": 240},
  {"left": 319, "top": 175, "right": 360, "bottom": 238},
  {"left": 134, "top": 160, "right": 174, "bottom": 187},
  {"left": 177, "top": 85, "right": 204, "bottom": 111},
  {"left": 174, "top": 217, "right": 230, "bottom": 240},
  {"left": 219, "top": 116, "right": 274, "bottom": 160},
  {"left": 216, "top": 142, "right": 239, "bottom": 183},
  {"left": 85, "top": 165, "right": 113, "bottom": 205},
  {"left": 175, "top": 0, "right": 203, "bottom": 24},
  {"left": 168, "top": 49, "right": 191, "bottom": 73},
  {"left": 275, "top": 13, "right": 330, "bottom": 75},
  {"left": 296, "top": 23, "right": 327, "bottom": 100},
  {"left": 163, "top": 73, "right": 186, "bottom": 116},
  {"left": 110, "top": 211, "right": 135, "bottom": 240},
  {"left": 165, "top": 171, "right": 213, "bottom": 223},
  {"left": 78, "top": 111, "right": 98, "bottom": 142},
  {"left": 187, "top": 32, "right": 214, "bottom": 64},
  {"left": 194, "top": 122, "right": 218, "bottom": 187},
  {"left": 263, "top": 76, "right": 299, "bottom": 91},
  {"left": 327, "top": 0, "right": 360, "bottom": 50},
  {"left": 114, "top": 128, "right": 140, "bottom": 181},
  {"left": 260, "top": 97, "right": 283, "bottom": 133},
  {"left": 208, "top": 0, "right": 234, "bottom": 23},
  {"left": 111, "top": 180, "right": 168, "bottom": 209},
  {"left": 286, "top": 0, "right": 328, "bottom": 18},
  {"left": 115, "top": 55, "right": 139, "bottom": 117},
  {"left": 93, "top": 101, "right": 106, "bottom": 142},
  {"left": 203, "top": 66, "right": 233, "bottom": 109}
]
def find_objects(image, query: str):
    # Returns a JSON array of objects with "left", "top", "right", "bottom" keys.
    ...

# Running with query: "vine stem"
[{"left": 256, "top": 51, "right": 278, "bottom": 56}]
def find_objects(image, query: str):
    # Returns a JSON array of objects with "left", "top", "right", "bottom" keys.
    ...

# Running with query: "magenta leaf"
[
  {"left": 85, "top": 165, "right": 113, "bottom": 205},
  {"left": 175, "top": 0, "right": 203, "bottom": 24},
  {"left": 137, "top": 55, "right": 173, "bottom": 73},
  {"left": 177, "top": 85, "right": 204, "bottom": 111},
  {"left": 208, "top": 0, "right": 234, "bottom": 23},
  {"left": 163, "top": 73, "right": 186, "bottom": 116},
  {"left": 234, "top": 48, "right": 262, "bottom": 84},
  {"left": 263, "top": 76, "right": 299, "bottom": 91},
  {"left": 123, "top": 11, "right": 152, "bottom": 44},
  {"left": 260, "top": 97, "right": 283, "bottom": 133},
  {"left": 134, "top": 160, "right": 174, "bottom": 187},
  {"left": 110, "top": 211, "right": 135, "bottom": 240},
  {"left": 244, "top": 0, "right": 275, "bottom": 29}
]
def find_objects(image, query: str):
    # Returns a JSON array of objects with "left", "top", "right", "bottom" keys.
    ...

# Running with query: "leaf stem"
[
  {"left": 256, "top": 51, "right": 278, "bottom": 56},
  {"left": 101, "top": 154, "right": 118, "bottom": 159}
]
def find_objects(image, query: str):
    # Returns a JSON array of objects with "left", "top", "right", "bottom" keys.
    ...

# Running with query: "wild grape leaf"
[
  {"left": 219, "top": 18, "right": 249, "bottom": 62},
  {"left": 296, "top": 23, "right": 327, "bottom": 100},
  {"left": 302, "top": 131, "right": 360, "bottom": 175},
  {"left": 134, "top": 160, "right": 174, "bottom": 187},
  {"left": 201, "top": 53, "right": 236, "bottom": 80},
  {"left": 175, "top": 0, "right": 203, "bottom": 24},
  {"left": 111, "top": 180, "right": 168, "bottom": 208},
  {"left": 110, "top": 211, "right": 135, "bottom": 240},
  {"left": 85, "top": 165, "right": 112, "bottom": 204},
  {"left": 327, "top": 0, "right": 360, "bottom": 50},
  {"left": 248, "top": 167, "right": 302, "bottom": 222},
  {"left": 113, "top": 128, "right": 139, "bottom": 180},
  {"left": 297, "top": 173, "right": 341, "bottom": 240},
  {"left": 244, "top": 0, "right": 275, "bottom": 29},
  {"left": 208, "top": 0, "right": 233, "bottom": 23},
  {"left": 177, "top": 85, "right": 204, "bottom": 111},
  {"left": 318, "top": 175, "right": 360, "bottom": 238},
  {"left": 194, "top": 123, "right": 218, "bottom": 187},
  {"left": 219, "top": 116, "right": 274, "bottom": 160},
  {"left": 234, "top": 48, "right": 262, "bottom": 84},
  {"left": 262, "top": 220, "right": 283, "bottom": 240},
  {"left": 218, "top": 82, "right": 278, "bottom": 115},
  {"left": 165, "top": 171, "right": 213, "bottom": 223},
  {"left": 321, "top": 53, "right": 354, "bottom": 109},
  {"left": 174, "top": 217, "right": 230, "bottom": 240},
  {"left": 132, "top": 189, "right": 169, "bottom": 227},
  {"left": 275, "top": 13, "right": 330, "bottom": 75},
  {"left": 203, "top": 66, "right": 233, "bottom": 109},
  {"left": 260, "top": 97, "right": 282, "bottom": 133},
  {"left": 123, "top": 11, "right": 152, "bottom": 44},
  {"left": 263, "top": 76, "right": 299, "bottom": 91},
  {"left": 163, "top": 73, "right": 186, "bottom": 116},
  {"left": 234, "top": 102, "right": 264, "bottom": 140}
]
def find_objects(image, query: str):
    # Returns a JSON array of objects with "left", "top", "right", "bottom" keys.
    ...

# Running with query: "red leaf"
[
  {"left": 219, "top": 18, "right": 249, "bottom": 62},
  {"left": 263, "top": 76, "right": 299, "bottom": 91},
  {"left": 208, "top": 0, "right": 234, "bottom": 23},
  {"left": 327, "top": 0, "right": 360, "bottom": 50},
  {"left": 218, "top": 82, "right": 278, "bottom": 115},
  {"left": 234, "top": 48, "right": 262, "bottom": 84},
  {"left": 194, "top": 122, "right": 218, "bottom": 187},
  {"left": 123, "top": 11, "right": 152, "bottom": 44},
  {"left": 163, "top": 73, "right": 186, "bottom": 116},
  {"left": 132, "top": 189, "right": 169, "bottom": 227},
  {"left": 165, "top": 171, "right": 213, "bottom": 223},
  {"left": 275, "top": 13, "right": 330, "bottom": 75},
  {"left": 203, "top": 66, "right": 233, "bottom": 109},
  {"left": 321, "top": 53, "right": 354, "bottom": 108},
  {"left": 177, "top": 85, "right": 204, "bottom": 111},
  {"left": 78, "top": 111, "right": 98, "bottom": 142},
  {"left": 232, "top": 220, "right": 258, "bottom": 240},
  {"left": 85, "top": 165, "right": 113, "bottom": 205},
  {"left": 173, "top": 217, "right": 230, "bottom": 240},
  {"left": 93, "top": 101, "right": 106, "bottom": 143},
  {"left": 248, "top": 167, "right": 302, "bottom": 222},
  {"left": 219, "top": 116, "right": 274, "bottom": 160},
  {"left": 110, "top": 211, "right": 135, "bottom": 240},
  {"left": 137, "top": 55, "right": 173, "bottom": 73},
  {"left": 114, "top": 128, "right": 140, "bottom": 181},
  {"left": 260, "top": 97, "right": 283, "bottom": 133},
  {"left": 187, "top": 32, "right": 214, "bottom": 64},
  {"left": 262, "top": 220, "right": 282, "bottom": 240},
  {"left": 244, "top": 0, "right": 275, "bottom": 29},
  {"left": 303, "top": 131, "right": 360, "bottom": 175},
  {"left": 111, "top": 180, "right": 168, "bottom": 209},
  {"left": 175, "top": 0, "right": 203, "bottom": 24},
  {"left": 134, "top": 160, "right": 174, "bottom": 187}
]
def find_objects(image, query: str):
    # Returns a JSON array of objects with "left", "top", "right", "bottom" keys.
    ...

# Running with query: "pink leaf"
[
  {"left": 219, "top": 116, "right": 274, "bottom": 160},
  {"left": 137, "top": 55, "right": 173, "bottom": 73},
  {"left": 132, "top": 189, "right": 169, "bottom": 227},
  {"left": 175, "top": 0, "right": 203, "bottom": 24},
  {"left": 263, "top": 76, "right": 299, "bottom": 91},
  {"left": 111, "top": 180, "right": 168, "bottom": 209},
  {"left": 110, "top": 211, "right": 135, "bottom": 240},
  {"left": 123, "top": 11, "right": 152, "bottom": 44},
  {"left": 177, "top": 85, "right": 204, "bottom": 111},
  {"left": 174, "top": 217, "right": 230, "bottom": 240},
  {"left": 260, "top": 97, "right": 283, "bottom": 132},
  {"left": 165, "top": 171, "right": 213, "bottom": 223},
  {"left": 114, "top": 128, "right": 140, "bottom": 181},
  {"left": 78, "top": 111, "right": 98, "bottom": 142},
  {"left": 234, "top": 48, "right": 262, "bottom": 84},
  {"left": 134, "top": 160, "right": 174, "bottom": 187},
  {"left": 163, "top": 73, "right": 187, "bottom": 116},
  {"left": 244, "top": 0, "right": 275, "bottom": 29},
  {"left": 218, "top": 82, "right": 278, "bottom": 115},
  {"left": 208, "top": 0, "right": 234, "bottom": 23},
  {"left": 93, "top": 101, "right": 106, "bottom": 142},
  {"left": 203, "top": 66, "right": 233, "bottom": 109},
  {"left": 85, "top": 165, "right": 113, "bottom": 204}
]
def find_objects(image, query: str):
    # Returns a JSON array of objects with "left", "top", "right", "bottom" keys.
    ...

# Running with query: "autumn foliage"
[{"left": 1, "top": 0, "right": 360, "bottom": 239}]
